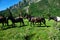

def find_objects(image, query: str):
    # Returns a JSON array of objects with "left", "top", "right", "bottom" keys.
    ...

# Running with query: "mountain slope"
[
  {"left": 0, "top": 0, "right": 60, "bottom": 17},
  {"left": 29, "top": 0, "right": 60, "bottom": 17}
]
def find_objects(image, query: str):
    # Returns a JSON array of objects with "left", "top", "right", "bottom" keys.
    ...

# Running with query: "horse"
[
  {"left": 0, "top": 16, "right": 8, "bottom": 27},
  {"left": 7, "top": 16, "right": 25, "bottom": 27},
  {"left": 7, "top": 9, "right": 25, "bottom": 27},
  {"left": 48, "top": 16, "right": 56, "bottom": 21},
  {"left": 24, "top": 14, "right": 46, "bottom": 26},
  {"left": 48, "top": 16, "right": 60, "bottom": 22},
  {"left": 48, "top": 16, "right": 60, "bottom": 28}
]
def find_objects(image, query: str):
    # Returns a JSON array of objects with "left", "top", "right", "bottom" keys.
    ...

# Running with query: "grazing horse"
[
  {"left": 7, "top": 16, "right": 25, "bottom": 27},
  {"left": 0, "top": 16, "right": 8, "bottom": 26},
  {"left": 24, "top": 14, "right": 46, "bottom": 26},
  {"left": 48, "top": 16, "right": 60, "bottom": 27},
  {"left": 48, "top": 16, "right": 60, "bottom": 22}
]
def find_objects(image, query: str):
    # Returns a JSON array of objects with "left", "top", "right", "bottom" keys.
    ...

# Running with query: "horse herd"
[
  {"left": 0, "top": 11, "right": 60, "bottom": 29},
  {"left": 0, "top": 14, "right": 46, "bottom": 27}
]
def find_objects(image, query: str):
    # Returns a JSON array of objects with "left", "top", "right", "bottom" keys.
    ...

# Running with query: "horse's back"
[
  {"left": 14, "top": 17, "right": 23, "bottom": 22},
  {"left": 31, "top": 17, "right": 41, "bottom": 22}
]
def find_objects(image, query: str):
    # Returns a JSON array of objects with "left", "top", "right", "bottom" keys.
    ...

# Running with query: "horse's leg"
[
  {"left": 34, "top": 22, "right": 36, "bottom": 27},
  {"left": 20, "top": 22, "right": 23, "bottom": 27},
  {"left": 43, "top": 20, "right": 46, "bottom": 27},
  {"left": 29, "top": 22, "right": 32, "bottom": 26},
  {"left": 12, "top": 22, "right": 14, "bottom": 27},
  {"left": 12, "top": 22, "right": 15, "bottom": 27},
  {"left": 14, "top": 23, "right": 15, "bottom": 27},
  {"left": 20, "top": 22, "right": 21, "bottom": 27},
  {"left": 30, "top": 22, "right": 33, "bottom": 27},
  {"left": 29, "top": 22, "right": 30, "bottom": 26},
  {"left": 33, "top": 22, "right": 35, "bottom": 27},
  {"left": 28, "top": 21, "right": 30, "bottom": 26},
  {"left": 55, "top": 21, "right": 57, "bottom": 25},
  {"left": 1, "top": 23, "right": 4, "bottom": 29},
  {"left": 2, "top": 23, "right": 4, "bottom": 26},
  {"left": 21, "top": 19, "right": 25, "bottom": 26},
  {"left": 40, "top": 22, "right": 41, "bottom": 26},
  {"left": 22, "top": 21, "right": 25, "bottom": 26},
  {"left": 5, "top": 23, "right": 6, "bottom": 26},
  {"left": 6, "top": 20, "right": 9, "bottom": 26},
  {"left": 4, "top": 21, "right": 7, "bottom": 26}
]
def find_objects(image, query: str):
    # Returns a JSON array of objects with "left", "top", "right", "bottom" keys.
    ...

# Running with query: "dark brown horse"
[{"left": 24, "top": 14, "right": 46, "bottom": 26}]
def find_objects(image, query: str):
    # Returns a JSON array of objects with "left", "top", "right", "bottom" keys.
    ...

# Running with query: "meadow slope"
[{"left": 0, "top": 19, "right": 60, "bottom": 40}]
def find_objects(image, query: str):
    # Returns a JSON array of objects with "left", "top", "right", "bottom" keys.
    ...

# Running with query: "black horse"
[
  {"left": 47, "top": 14, "right": 57, "bottom": 21},
  {"left": 7, "top": 9, "right": 25, "bottom": 27},
  {"left": 7, "top": 16, "right": 25, "bottom": 27},
  {"left": 0, "top": 16, "right": 8, "bottom": 26},
  {"left": 24, "top": 14, "right": 46, "bottom": 26},
  {"left": 48, "top": 16, "right": 57, "bottom": 21}
]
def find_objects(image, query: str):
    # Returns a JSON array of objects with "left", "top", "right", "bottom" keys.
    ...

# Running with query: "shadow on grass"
[
  {"left": 2, "top": 25, "right": 27, "bottom": 30},
  {"left": 2, "top": 26, "right": 16, "bottom": 30},
  {"left": 37, "top": 25, "right": 50, "bottom": 27}
]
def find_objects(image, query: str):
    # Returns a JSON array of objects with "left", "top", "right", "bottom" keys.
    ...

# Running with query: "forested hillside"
[
  {"left": 0, "top": 0, "right": 60, "bottom": 17},
  {"left": 29, "top": 0, "right": 60, "bottom": 17}
]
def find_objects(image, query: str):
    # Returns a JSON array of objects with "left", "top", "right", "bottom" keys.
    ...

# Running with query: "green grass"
[{"left": 0, "top": 19, "right": 60, "bottom": 40}]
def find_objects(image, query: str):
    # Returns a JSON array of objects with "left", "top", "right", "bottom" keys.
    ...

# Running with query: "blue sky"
[{"left": 0, "top": 0, "right": 22, "bottom": 11}]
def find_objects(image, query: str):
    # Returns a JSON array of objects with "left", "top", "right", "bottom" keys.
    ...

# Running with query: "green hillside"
[
  {"left": 29, "top": 0, "right": 60, "bottom": 17},
  {"left": 0, "top": 0, "right": 60, "bottom": 17}
]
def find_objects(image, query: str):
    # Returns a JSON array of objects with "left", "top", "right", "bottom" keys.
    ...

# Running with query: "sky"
[{"left": 0, "top": 0, "right": 22, "bottom": 11}]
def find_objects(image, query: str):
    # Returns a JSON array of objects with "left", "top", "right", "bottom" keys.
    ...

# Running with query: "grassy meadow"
[
  {"left": 0, "top": 19, "right": 60, "bottom": 40},
  {"left": 0, "top": 0, "right": 60, "bottom": 40}
]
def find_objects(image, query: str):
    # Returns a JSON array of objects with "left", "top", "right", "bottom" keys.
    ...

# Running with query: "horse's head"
[
  {"left": 48, "top": 16, "right": 56, "bottom": 21},
  {"left": 24, "top": 14, "right": 31, "bottom": 19}
]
